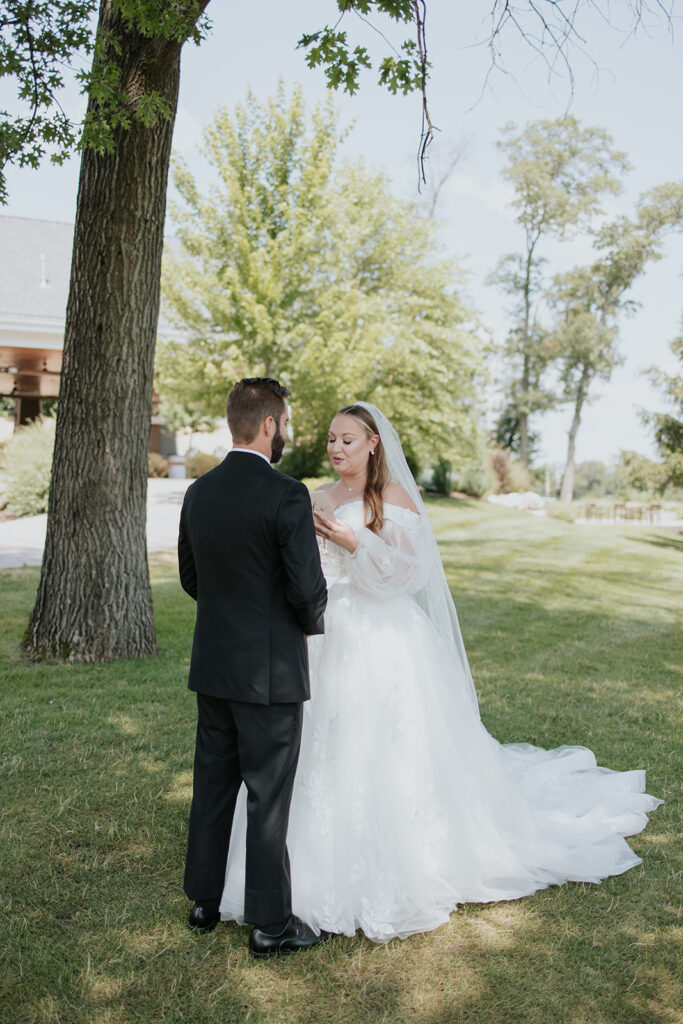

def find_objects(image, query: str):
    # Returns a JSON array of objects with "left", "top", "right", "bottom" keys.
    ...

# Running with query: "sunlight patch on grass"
[
  {"left": 106, "top": 712, "right": 143, "bottom": 736},
  {"left": 33, "top": 994, "right": 62, "bottom": 1023},
  {"left": 164, "top": 768, "right": 193, "bottom": 804},
  {"left": 84, "top": 974, "right": 124, "bottom": 1002}
]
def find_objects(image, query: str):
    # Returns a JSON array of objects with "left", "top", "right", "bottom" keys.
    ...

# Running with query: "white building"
[
  {"left": 0, "top": 216, "right": 67, "bottom": 426},
  {"left": 0, "top": 214, "right": 231, "bottom": 458}
]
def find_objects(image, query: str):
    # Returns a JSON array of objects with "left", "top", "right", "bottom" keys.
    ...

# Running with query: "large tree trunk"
[{"left": 25, "top": 7, "right": 183, "bottom": 662}]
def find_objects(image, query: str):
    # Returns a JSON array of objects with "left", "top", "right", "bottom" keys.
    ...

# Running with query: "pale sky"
[{"left": 2, "top": 1, "right": 682, "bottom": 470}]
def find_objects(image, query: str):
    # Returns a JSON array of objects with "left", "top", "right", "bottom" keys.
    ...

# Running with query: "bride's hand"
[{"left": 314, "top": 511, "right": 359, "bottom": 554}]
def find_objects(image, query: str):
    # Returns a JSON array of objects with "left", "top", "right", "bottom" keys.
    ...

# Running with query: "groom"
[{"left": 178, "top": 377, "right": 328, "bottom": 958}]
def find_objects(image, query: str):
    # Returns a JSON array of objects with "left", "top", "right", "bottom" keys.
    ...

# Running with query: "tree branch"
[{"left": 413, "top": 0, "right": 434, "bottom": 189}]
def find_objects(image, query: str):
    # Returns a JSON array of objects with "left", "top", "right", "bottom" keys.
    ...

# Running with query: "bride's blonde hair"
[{"left": 335, "top": 405, "right": 389, "bottom": 535}]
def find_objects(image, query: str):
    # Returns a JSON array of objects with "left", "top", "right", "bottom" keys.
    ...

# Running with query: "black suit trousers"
[{"left": 183, "top": 694, "right": 303, "bottom": 927}]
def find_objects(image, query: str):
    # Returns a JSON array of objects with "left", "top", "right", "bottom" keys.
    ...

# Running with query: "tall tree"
[
  {"left": 490, "top": 116, "right": 629, "bottom": 467},
  {"left": 158, "top": 84, "right": 484, "bottom": 476},
  {"left": 25, "top": 2, "right": 210, "bottom": 661},
  {"left": 550, "top": 183, "right": 683, "bottom": 502}
]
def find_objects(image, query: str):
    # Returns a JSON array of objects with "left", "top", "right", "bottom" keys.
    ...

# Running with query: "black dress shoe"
[
  {"left": 249, "top": 915, "right": 329, "bottom": 958},
  {"left": 188, "top": 902, "right": 220, "bottom": 934}
]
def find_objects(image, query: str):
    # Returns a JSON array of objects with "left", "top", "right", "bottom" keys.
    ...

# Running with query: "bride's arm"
[{"left": 348, "top": 507, "right": 427, "bottom": 598}]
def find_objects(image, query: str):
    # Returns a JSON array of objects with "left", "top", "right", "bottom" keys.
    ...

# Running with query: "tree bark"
[
  {"left": 519, "top": 234, "right": 537, "bottom": 469},
  {"left": 560, "top": 370, "right": 590, "bottom": 504},
  {"left": 26, "top": 6, "right": 182, "bottom": 662},
  {"left": 519, "top": 353, "right": 529, "bottom": 468}
]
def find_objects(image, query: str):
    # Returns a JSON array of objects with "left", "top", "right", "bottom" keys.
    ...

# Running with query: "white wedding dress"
[{"left": 219, "top": 496, "right": 661, "bottom": 942}]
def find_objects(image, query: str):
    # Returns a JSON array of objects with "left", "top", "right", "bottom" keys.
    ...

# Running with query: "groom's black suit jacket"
[{"left": 178, "top": 451, "right": 327, "bottom": 704}]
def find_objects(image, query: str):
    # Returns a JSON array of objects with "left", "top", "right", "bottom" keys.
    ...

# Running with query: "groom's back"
[{"left": 178, "top": 451, "right": 326, "bottom": 705}]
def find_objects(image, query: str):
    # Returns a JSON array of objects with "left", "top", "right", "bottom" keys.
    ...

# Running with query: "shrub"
[
  {"left": 1, "top": 416, "right": 55, "bottom": 516},
  {"left": 546, "top": 501, "right": 577, "bottom": 523},
  {"left": 403, "top": 448, "right": 421, "bottom": 482},
  {"left": 278, "top": 445, "right": 324, "bottom": 480},
  {"left": 489, "top": 448, "right": 511, "bottom": 493},
  {"left": 430, "top": 458, "right": 453, "bottom": 495},
  {"left": 489, "top": 447, "right": 531, "bottom": 494},
  {"left": 508, "top": 458, "right": 531, "bottom": 494},
  {"left": 302, "top": 475, "right": 335, "bottom": 491},
  {"left": 185, "top": 452, "right": 221, "bottom": 478},
  {"left": 451, "top": 465, "right": 490, "bottom": 498},
  {"left": 148, "top": 452, "right": 169, "bottom": 478}
]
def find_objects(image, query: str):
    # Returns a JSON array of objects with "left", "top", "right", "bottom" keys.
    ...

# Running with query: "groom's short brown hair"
[{"left": 226, "top": 377, "right": 290, "bottom": 444}]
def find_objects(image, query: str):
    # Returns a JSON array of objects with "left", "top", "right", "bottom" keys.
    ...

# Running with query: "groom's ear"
[{"left": 263, "top": 415, "right": 276, "bottom": 438}]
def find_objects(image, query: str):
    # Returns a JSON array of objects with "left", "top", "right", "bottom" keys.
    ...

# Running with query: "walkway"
[{"left": 0, "top": 478, "right": 192, "bottom": 569}]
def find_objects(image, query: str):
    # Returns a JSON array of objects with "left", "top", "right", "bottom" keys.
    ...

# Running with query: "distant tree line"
[{"left": 489, "top": 118, "right": 683, "bottom": 502}]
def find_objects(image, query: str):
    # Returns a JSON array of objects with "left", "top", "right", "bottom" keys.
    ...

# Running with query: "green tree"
[
  {"left": 615, "top": 450, "right": 667, "bottom": 497},
  {"left": 550, "top": 183, "right": 683, "bottom": 503},
  {"left": 572, "top": 460, "right": 614, "bottom": 499},
  {"left": 642, "top": 330, "right": 683, "bottom": 490},
  {"left": 492, "top": 403, "right": 540, "bottom": 461},
  {"left": 490, "top": 116, "right": 629, "bottom": 468},
  {"left": 158, "top": 84, "right": 484, "bottom": 477}
]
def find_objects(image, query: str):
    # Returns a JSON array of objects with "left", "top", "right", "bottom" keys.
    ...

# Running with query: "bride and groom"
[{"left": 178, "top": 376, "right": 660, "bottom": 958}]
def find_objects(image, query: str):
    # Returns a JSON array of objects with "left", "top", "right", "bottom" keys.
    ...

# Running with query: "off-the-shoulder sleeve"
[{"left": 347, "top": 507, "right": 427, "bottom": 598}]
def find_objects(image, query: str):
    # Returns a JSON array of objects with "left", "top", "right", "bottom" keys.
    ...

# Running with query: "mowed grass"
[{"left": 0, "top": 499, "right": 681, "bottom": 1024}]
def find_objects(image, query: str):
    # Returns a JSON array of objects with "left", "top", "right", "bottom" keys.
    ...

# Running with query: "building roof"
[
  {"left": 0, "top": 215, "right": 73, "bottom": 324},
  {"left": 0, "top": 214, "right": 184, "bottom": 343}
]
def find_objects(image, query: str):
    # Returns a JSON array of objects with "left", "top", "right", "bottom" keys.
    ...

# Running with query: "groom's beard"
[{"left": 270, "top": 428, "right": 286, "bottom": 464}]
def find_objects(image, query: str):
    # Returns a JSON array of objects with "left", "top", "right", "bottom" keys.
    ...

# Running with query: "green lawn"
[{"left": 1, "top": 500, "right": 681, "bottom": 1024}]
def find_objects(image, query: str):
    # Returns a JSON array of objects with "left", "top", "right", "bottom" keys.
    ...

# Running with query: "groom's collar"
[{"left": 230, "top": 446, "right": 272, "bottom": 467}]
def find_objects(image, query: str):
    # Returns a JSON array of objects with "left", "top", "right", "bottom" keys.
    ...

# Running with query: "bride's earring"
[{"left": 370, "top": 449, "right": 375, "bottom": 456}]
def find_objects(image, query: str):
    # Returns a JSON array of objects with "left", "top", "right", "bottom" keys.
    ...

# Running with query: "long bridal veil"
[{"left": 356, "top": 402, "right": 480, "bottom": 716}]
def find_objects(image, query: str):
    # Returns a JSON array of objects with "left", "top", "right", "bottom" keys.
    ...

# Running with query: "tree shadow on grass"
[
  {"left": 423, "top": 495, "right": 482, "bottom": 512},
  {"left": 622, "top": 530, "right": 683, "bottom": 554}
]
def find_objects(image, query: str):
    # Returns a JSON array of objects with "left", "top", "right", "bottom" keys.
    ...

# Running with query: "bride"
[{"left": 219, "top": 402, "right": 661, "bottom": 942}]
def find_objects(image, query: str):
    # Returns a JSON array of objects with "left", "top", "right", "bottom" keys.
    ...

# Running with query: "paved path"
[{"left": 0, "top": 478, "right": 193, "bottom": 569}]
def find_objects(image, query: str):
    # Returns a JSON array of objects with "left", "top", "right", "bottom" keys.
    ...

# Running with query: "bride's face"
[{"left": 327, "top": 414, "right": 377, "bottom": 477}]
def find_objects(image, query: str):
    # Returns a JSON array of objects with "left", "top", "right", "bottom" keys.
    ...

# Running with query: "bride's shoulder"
[
  {"left": 383, "top": 482, "right": 419, "bottom": 515},
  {"left": 314, "top": 482, "right": 335, "bottom": 493}
]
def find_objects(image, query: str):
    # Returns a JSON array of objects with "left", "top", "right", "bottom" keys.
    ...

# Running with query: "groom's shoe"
[
  {"left": 188, "top": 901, "right": 220, "bottom": 934},
  {"left": 249, "top": 916, "right": 329, "bottom": 959}
]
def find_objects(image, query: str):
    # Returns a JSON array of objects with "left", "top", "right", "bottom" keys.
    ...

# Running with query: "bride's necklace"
[{"left": 340, "top": 477, "right": 365, "bottom": 497}]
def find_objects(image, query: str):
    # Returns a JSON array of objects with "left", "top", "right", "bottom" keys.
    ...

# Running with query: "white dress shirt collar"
[{"left": 230, "top": 446, "right": 272, "bottom": 467}]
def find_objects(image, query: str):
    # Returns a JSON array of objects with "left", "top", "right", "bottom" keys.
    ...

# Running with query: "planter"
[{"left": 167, "top": 455, "right": 186, "bottom": 480}]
